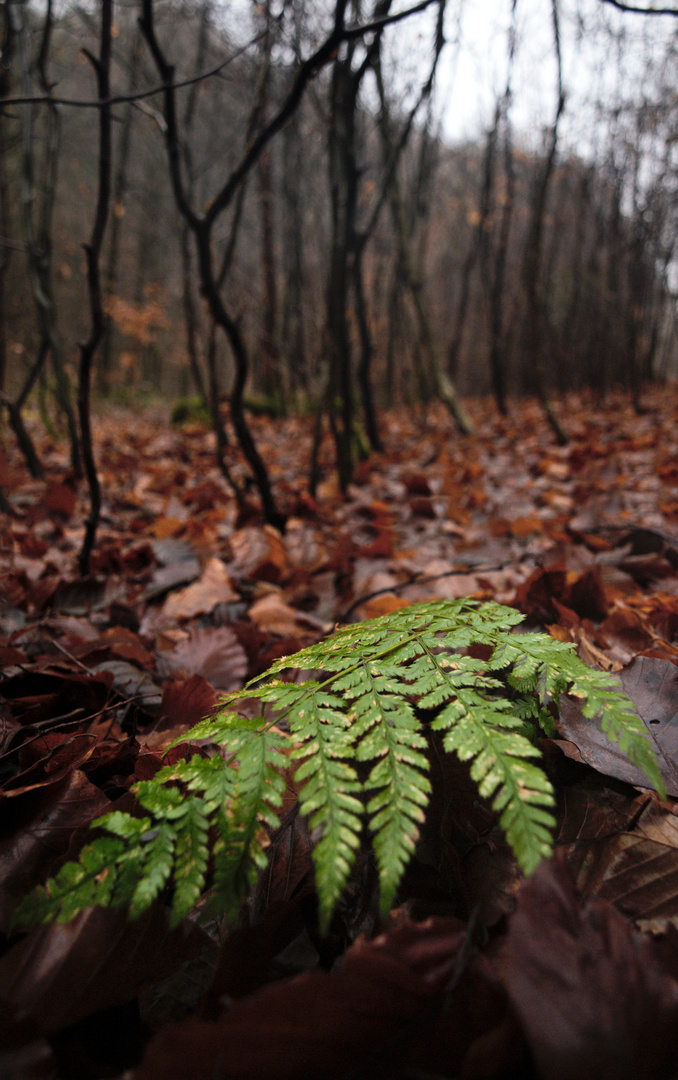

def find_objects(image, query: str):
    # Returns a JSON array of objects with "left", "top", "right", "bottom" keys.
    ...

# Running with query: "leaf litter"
[{"left": 1, "top": 389, "right": 678, "bottom": 1078}]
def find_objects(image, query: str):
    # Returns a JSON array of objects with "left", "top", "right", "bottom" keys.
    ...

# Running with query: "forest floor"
[{"left": 1, "top": 387, "right": 678, "bottom": 1079}]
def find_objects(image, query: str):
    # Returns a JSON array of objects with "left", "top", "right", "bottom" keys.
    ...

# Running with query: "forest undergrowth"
[{"left": 1, "top": 387, "right": 678, "bottom": 1080}]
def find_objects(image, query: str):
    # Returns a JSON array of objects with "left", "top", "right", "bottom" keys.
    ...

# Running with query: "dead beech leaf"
[
  {"left": 601, "top": 602, "right": 678, "bottom": 666},
  {"left": 161, "top": 674, "right": 216, "bottom": 724},
  {"left": 137, "top": 916, "right": 514, "bottom": 1080},
  {"left": 508, "top": 514, "right": 544, "bottom": 538},
  {"left": 162, "top": 557, "right": 238, "bottom": 620},
  {"left": 360, "top": 594, "right": 411, "bottom": 620},
  {"left": 159, "top": 627, "right": 247, "bottom": 691},
  {"left": 92, "top": 660, "right": 162, "bottom": 714},
  {"left": 2, "top": 733, "right": 97, "bottom": 798},
  {"left": 560, "top": 788, "right": 678, "bottom": 933},
  {"left": 498, "top": 854, "right": 678, "bottom": 1080},
  {"left": 229, "top": 525, "right": 290, "bottom": 583},
  {"left": 0, "top": 906, "right": 205, "bottom": 1043},
  {"left": 80, "top": 626, "right": 154, "bottom": 668},
  {"left": 248, "top": 593, "right": 328, "bottom": 638},
  {"left": 43, "top": 480, "right": 77, "bottom": 520},
  {"left": 0, "top": 769, "right": 110, "bottom": 930}
]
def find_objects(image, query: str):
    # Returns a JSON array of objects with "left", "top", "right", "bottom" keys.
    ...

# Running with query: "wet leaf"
[
  {"left": 558, "top": 657, "right": 678, "bottom": 795},
  {"left": 0, "top": 905, "right": 205, "bottom": 1042},
  {"left": 137, "top": 916, "right": 512, "bottom": 1080},
  {"left": 498, "top": 855, "right": 678, "bottom": 1080}
]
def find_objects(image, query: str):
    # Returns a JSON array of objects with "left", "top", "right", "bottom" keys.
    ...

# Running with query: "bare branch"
[
  {"left": 205, "top": 0, "right": 439, "bottom": 226},
  {"left": 601, "top": 0, "right": 678, "bottom": 15},
  {"left": 0, "top": 31, "right": 266, "bottom": 109}
]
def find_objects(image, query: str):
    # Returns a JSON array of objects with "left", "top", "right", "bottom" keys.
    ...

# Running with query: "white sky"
[{"left": 435, "top": 0, "right": 678, "bottom": 152}]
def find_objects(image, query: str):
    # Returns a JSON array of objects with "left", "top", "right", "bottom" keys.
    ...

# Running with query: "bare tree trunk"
[
  {"left": 254, "top": 0, "right": 280, "bottom": 400},
  {"left": 520, "top": 0, "right": 567, "bottom": 445},
  {"left": 487, "top": 0, "right": 518, "bottom": 416},
  {"left": 0, "top": 1, "right": 13, "bottom": 397},
  {"left": 11, "top": 0, "right": 81, "bottom": 476},
  {"left": 78, "top": 0, "right": 113, "bottom": 574},
  {"left": 139, "top": 0, "right": 438, "bottom": 515},
  {"left": 99, "top": 27, "right": 142, "bottom": 394},
  {"left": 326, "top": 18, "right": 360, "bottom": 492},
  {"left": 178, "top": 1, "right": 210, "bottom": 404},
  {"left": 448, "top": 102, "right": 500, "bottom": 383},
  {"left": 280, "top": 117, "right": 307, "bottom": 401},
  {"left": 373, "top": 1, "right": 471, "bottom": 432},
  {"left": 139, "top": 0, "right": 285, "bottom": 523},
  {"left": 393, "top": 172, "right": 474, "bottom": 433},
  {"left": 353, "top": 248, "right": 383, "bottom": 452},
  {"left": 259, "top": 145, "right": 279, "bottom": 399}
]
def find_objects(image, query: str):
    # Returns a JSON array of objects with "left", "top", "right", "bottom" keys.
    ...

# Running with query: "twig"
[
  {"left": 601, "top": 0, "right": 678, "bottom": 13},
  {"left": 337, "top": 555, "right": 534, "bottom": 623},
  {"left": 0, "top": 31, "right": 267, "bottom": 109}
]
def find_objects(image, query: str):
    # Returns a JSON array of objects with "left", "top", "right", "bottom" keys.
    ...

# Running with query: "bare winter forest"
[
  {"left": 3, "top": 0, "right": 678, "bottom": 521},
  {"left": 2, "top": 2, "right": 678, "bottom": 1079}
]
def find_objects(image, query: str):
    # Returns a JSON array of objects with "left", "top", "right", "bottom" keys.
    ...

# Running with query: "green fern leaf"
[
  {"left": 287, "top": 690, "right": 363, "bottom": 927},
  {"left": 169, "top": 797, "right": 210, "bottom": 925},
  {"left": 12, "top": 835, "right": 125, "bottom": 927},
  {"left": 208, "top": 720, "right": 287, "bottom": 921},
  {"left": 12, "top": 597, "right": 664, "bottom": 935}
]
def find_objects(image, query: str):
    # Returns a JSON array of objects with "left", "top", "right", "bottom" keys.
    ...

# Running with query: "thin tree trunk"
[
  {"left": 487, "top": 0, "right": 518, "bottom": 416},
  {"left": 259, "top": 145, "right": 279, "bottom": 399},
  {"left": 0, "top": 2, "right": 12, "bottom": 396},
  {"left": 78, "top": 0, "right": 113, "bottom": 574},
  {"left": 12, "top": 0, "right": 81, "bottom": 475},
  {"left": 388, "top": 168, "right": 473, "bottom": 435},
  {"left": 178, "top": 2, "right": 210, "bottom": 404},
  {"left": 520, "top": 0, "right": 567, "bottom": 445},
  {"left": 353, "top": 249, "right": 383, "bottom": 451},
  {"left": 99, "top": 28, "right": 142, "bottom": 393},
  {"left": 448, "top": 103, "right": 500, "bottom": 381}
]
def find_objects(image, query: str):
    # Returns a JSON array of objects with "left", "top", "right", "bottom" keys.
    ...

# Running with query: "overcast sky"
[{"left": 434, "top": 0, "right": 677, "bottom": 151}]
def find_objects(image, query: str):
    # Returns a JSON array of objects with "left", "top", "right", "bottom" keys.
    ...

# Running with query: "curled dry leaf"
[
  {"left": 247, "top": 593, "right": 329, "bottom": 638},
  {"left": 229, "top": 526, "right": 291, "bottom": 584},
  {"left": 161, "top": 557, "right": 239, "bottom": 621},
  {"left": 156, "top": 673, "right": 219, "bottom": 732},
  {"left": 0, "top": 769, "right": 110, "bottom": 930},
  {"left": 559, "top": 786, "right": 678, "bottom": 933}
]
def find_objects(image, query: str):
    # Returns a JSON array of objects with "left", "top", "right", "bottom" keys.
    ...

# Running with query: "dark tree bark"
[
  {"left": 325, "top": 2, "right": 363, "bottom": 492},
  {"left": 0, "top": 1, "right": 13, "bottom": 397},
  {"left": 78, "top": 0, "right": 113, "bottom": 574},
  {"left": 255, "top": 0, "right": 280, "bottom": 401},
  {"left": 259, "top": 143, "right": 279, "bottom": 399},
  {"left": 280, "top": 115, "right": 307, "bottom": 402}
]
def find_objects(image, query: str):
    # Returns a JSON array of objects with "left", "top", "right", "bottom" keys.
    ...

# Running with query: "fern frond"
[
  {"left": 288, "top": 691, "right": 363, "bottom": 927},
  {"left": 208, "top": 720, "right": 287, "bottom": 921},
  {"left": 432, "top": 694, "right": 555, "bottom": 873},
  {"left": 13, "top": 598, "right": 664, "bottom": 935}
]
